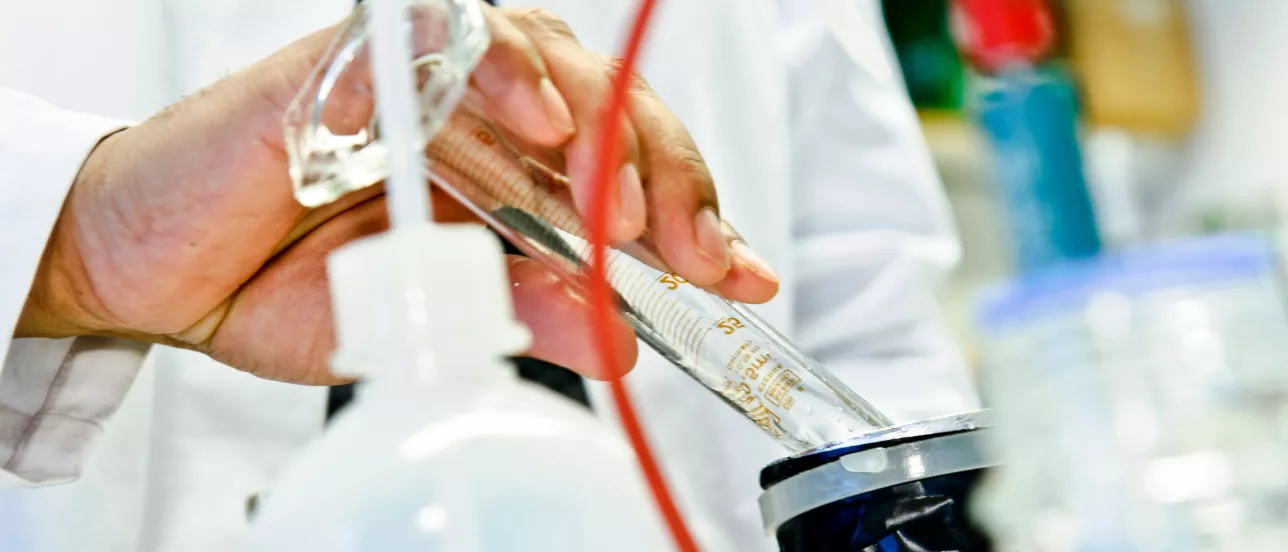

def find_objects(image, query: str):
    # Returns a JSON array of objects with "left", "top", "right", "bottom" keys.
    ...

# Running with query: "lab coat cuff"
[
  {"left": 0, "top": 88, "right": 130, "bottom": 365},
  {"left": 0, "top": 336, "right": 149, "bottom": 487}
]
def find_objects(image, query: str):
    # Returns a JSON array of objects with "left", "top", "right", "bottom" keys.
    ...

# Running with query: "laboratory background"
[
  {"left": 884, "top": 0, "right": 1288, "bottom": 549},
  {"left": 894, "top": 0, "right": 1284, "bottom": 356},
  {"left": 5, "top": 0, "right": 1288, "bottom": 551}
]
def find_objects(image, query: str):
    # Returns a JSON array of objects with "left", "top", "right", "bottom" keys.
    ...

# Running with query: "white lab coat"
[{"left": 0, "top": 1, "right": 977, "bottom": 551}]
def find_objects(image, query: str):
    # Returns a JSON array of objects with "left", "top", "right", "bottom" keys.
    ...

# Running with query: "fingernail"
[
  {"left": 617, "top": 164, "right": 646, "bottom": 238},
  {"left": 538, "top": 78, "right": 575, "bottom": 136},
  {"left": 694, "top": 207, "right": 730, "bottom": 269},
  {"left": 732, "top": 241, "right": 780, "bottom": 283}
]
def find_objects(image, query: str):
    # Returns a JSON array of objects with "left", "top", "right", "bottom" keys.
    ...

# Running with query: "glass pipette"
[{"left": 419, "top": 110, "right": 893, "bottom": 452}]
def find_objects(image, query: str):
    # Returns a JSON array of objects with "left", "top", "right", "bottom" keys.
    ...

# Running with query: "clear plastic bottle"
[
  {"left": 974, "top": 234, "right": 1288, "bottom": 552},
  {"left": 244, "top": 225, "right": 670, "bottom": 551}
]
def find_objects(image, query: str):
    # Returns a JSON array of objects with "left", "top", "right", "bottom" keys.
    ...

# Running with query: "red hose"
[{"left": 585, "top": 1, "right": 701, "bottom": 551}]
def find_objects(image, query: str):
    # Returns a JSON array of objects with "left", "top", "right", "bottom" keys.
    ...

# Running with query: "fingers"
[
  {"left": 207, "top": 192, "right": 637, "bottom": 385},
  {"left": 624, "top": 90, "right": 780, "bottom": 301},
  {"left": 630, "top": 89, "right": 780, "bottom": 302},
  {"left": 498, "top": 7, "right": 779, "bottom": 302},
  {"left": 711, "top": 221, "right": 781, "bottom": 304},
  {"left": 507, "top": 256, "right": 638, "bottom": 380},
  {"left": 504, "top": 8, "right": 647, "bottom": 243},
  {"left": 617, "top": 89, "right": 732, "bottom": 287},
  {"left": 272, "top": 183, "right": 482, "bottom": 259},
  {"left": 474, "top": 6, "right": 576, "bottom": 147}
]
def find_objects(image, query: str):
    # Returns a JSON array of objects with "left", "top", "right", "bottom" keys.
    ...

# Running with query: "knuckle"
[
  {"left": 511, "top": 8, "right": 578, "bottom": 40},
  {"left": 628, "top": 73, "right": 652, "bottom": 96},
  {"left": 601, "top": 55, "right": 651, "bottom": 94},
  {"left": 665, "top": 144, "right": 716, "bottom": 194},
  {"left": 674, "top": 149, "right": 712, "bottom": 181}
]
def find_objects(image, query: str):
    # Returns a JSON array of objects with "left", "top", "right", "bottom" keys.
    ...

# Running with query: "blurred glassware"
[{"left": 973, "top": 234, "right": 1288, "bottom": 552}]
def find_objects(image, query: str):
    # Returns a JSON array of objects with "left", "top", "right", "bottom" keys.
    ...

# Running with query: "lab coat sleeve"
[
  {"left": 782, "top": 3, "right": 980, "bottom": 422},
  {"left": 0, "top": 87, "right": 150, "bottom": 488}
]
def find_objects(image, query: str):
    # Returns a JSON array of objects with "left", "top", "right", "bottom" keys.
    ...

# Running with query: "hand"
[{"left": 16, "top": 5, "right": 780, "bottom": 385}]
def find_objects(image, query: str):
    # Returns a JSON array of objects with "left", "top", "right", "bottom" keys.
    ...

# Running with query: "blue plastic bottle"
[{"left": 973, "top": 65, "right": 1103, "bottom": 272}]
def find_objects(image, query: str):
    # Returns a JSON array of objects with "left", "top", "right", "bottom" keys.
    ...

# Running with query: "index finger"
[
  {"left": 472, "top": 4, "right": 577, "bottom": 146},
  {"left": 625, "top": 84, "right": 782, "bottom": 302}
]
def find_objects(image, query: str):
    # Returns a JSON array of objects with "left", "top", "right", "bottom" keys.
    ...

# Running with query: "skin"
[{"left": 14, "top": 6, "right": 781, "bottom": 385}]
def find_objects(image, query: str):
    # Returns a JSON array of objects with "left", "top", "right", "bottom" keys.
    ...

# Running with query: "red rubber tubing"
[{"left": 585, "top": 0, "right": 701, "bottom": 550}]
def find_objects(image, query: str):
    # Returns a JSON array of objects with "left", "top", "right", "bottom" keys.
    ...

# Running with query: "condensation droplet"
[{"left": 804, "top": 405, "right": 814, "bottom": 415}]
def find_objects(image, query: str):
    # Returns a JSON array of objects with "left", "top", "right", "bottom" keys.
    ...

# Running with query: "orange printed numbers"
[
  {"left": 471, "top": 127, "right": 497, "bottom": 146},
  {"left": 746, "top": 405, "right": 784, "bottom": 437},
  {"left": 718, "top": 379, "right": 783, "bottom": 437},
  {"left": 716, "top": 317, "right": 745, "bottom": 335},
  {"left": 658, "top": 273, "right": 689, "bottom": 290}
]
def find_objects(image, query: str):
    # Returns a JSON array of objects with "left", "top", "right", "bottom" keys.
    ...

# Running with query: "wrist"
[{"left": 15, "top": 131, "right": 125, "bottom": 340}]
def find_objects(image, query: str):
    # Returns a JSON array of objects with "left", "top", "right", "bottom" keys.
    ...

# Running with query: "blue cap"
[{"left": 976, "top": 233, "right": 1280, "bottom": 331}]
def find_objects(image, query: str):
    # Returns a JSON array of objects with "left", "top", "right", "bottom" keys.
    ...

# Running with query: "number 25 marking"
[
  {"left": 658, "top": 273, "right": 688, "bottom": 290},
  {"left": 716, "top": 317, "right": 745, "bottom": 335}
]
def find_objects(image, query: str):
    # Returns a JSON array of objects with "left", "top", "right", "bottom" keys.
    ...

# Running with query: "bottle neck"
[
  {"left": 326, "top": 225, "right": 533, "bottom": 381},
  {"left": 350, "top": 351, "right": 517, "bottom": 395}
]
